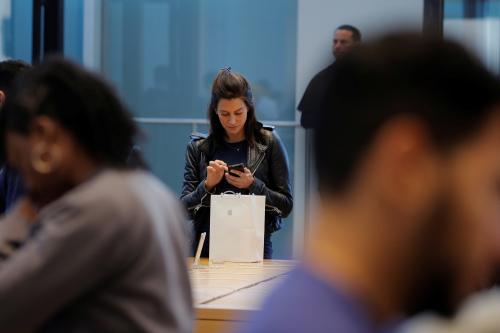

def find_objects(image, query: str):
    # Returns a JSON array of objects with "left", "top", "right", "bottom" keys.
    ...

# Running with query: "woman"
[
  {"left": 181, "top": 68, "right": 293, "bottom": 259},
  {"left": 0, "top": 59, "right": 193, "bottom": 332}
]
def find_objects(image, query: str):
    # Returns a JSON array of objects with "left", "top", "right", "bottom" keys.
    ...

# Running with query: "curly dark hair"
[
  {"left": 2, "top": 57, "right": 139, "bottom": 169},
  {"left": 0, "top": 60, "right": 31, "bottom": 95}
]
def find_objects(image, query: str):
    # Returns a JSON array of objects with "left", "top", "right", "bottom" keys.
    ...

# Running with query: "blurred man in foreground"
[{"left": 241, "top": 33, "right": 500, "bottom": 332}]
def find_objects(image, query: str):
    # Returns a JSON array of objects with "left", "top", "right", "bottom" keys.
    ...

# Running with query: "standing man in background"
[
  {"left": 298, "top": 26, "right": 361, "bottom": 231},
  {"left": 0, "top": 60, "right": 30, "bottom": 214},
  {"left": 298, "top": 25, "right": 361, "bottom": 128}
]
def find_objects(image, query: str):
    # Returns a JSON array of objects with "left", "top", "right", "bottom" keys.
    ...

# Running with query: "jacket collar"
[
  {"left": 195, "top": 130, "right": 271, "bottom": 170},
  {"left": 247, "top": 140, "right": 268, "bottom": 172}
]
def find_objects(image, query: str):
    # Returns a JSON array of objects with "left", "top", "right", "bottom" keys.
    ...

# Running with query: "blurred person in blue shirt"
[
  {"left": 0, "top": 60, "right": 30, "bottom": 213},
  {"left": 240, "top": 33, "right": 500, "bottom": 333}
]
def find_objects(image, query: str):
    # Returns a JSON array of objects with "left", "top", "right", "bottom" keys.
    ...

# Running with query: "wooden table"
[{"left": 189, "top": 259, "right": 296, "bottom": 333}]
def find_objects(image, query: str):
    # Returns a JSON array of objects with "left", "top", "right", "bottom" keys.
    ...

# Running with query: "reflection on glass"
[
  {"left": 64, "top": 0, "right": 84, "bottom": 64},
  {"left": 444, "top": 0, "right": 500, "bottom": 74},
  {"left": 0, "top": 0, "right": 32, "bottom": 62},
  {"left": 101, "top": 0, "right": 297, "bottom": 259},
  {"left": 102, "top": 0, "right": 296, "bottom": 120}
]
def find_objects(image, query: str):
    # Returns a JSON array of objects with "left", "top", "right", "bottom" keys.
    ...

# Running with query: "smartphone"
[{"left": 228, "top": 163, "right": 245, "bottom": 177}]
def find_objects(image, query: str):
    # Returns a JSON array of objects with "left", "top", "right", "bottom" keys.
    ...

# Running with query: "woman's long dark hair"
[{"left": 207, "top": 68, "right": 263, "bottom": 149}]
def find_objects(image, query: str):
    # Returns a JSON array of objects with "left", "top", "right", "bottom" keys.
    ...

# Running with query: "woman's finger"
[
  {"left": 225, "top": 173, "right": 238, "bottom": 183},
  {"left": 229, "top": 169, "right": 244, "bottom": 177},
  {"left": 214, "top": 160, "right": 227, "bottom": 167},
  {"left": 215, "top": 167, "right": 227, "bottom": 175}
]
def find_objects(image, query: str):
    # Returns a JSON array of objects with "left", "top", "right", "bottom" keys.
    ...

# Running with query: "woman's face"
[{"left": 216, "top": 98, "right": 248, "bottom": 140}]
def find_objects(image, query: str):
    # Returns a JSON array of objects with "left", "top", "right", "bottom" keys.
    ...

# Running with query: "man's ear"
[
  {"left": 0, "top": 90, "right": 5, "bottom": 107},
  {"left": 369, "top": 116, "right": 440, "bottom": 213}
]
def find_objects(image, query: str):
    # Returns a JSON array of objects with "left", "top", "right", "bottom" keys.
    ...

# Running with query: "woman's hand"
[
  {"left": 205, "top": 160, "right": 228, "bottom": 191},
  {"left": 225, "top": 167, "right": 254, "bottom": 189}
]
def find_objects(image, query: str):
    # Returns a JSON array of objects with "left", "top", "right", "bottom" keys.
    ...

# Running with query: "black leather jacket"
[{"left": 181, "top": 127, "right": 293, "bottom": 255}]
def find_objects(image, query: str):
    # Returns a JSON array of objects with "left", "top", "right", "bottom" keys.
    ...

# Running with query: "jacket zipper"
[
  {"left": 265, "top": 204, "right": 282, "bottom": 216},
  {"left": 251, "top": 152, "right": 266, "bottom": 176},
  {"left": 253, "top": 151, "right": 282, "bottom": 216},
  {"left": 189, "top": 191, "right": 209, "bottom": 214}
]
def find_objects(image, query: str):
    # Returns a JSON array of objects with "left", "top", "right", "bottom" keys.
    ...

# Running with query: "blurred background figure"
[
  {"left": 0, "top": 58, "right": 193, "bottom": 333},
  {"left": 240, "top": 33, "right": 500, "bottom": 333},
  {"left": 298, "top": 24, "right": 361, "bottom": 129},
  {"left": 0, "top": 59, "right": 30, "bottom": 214}
]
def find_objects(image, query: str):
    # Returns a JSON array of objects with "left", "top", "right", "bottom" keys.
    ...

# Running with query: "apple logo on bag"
[{"left": 227, "top": 209, "right": 232, "bottom": 216}]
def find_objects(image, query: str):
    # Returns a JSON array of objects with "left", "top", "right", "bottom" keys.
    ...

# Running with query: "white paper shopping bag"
[{"left": 209, "top": 193, "right": 265, "bottom": 263}]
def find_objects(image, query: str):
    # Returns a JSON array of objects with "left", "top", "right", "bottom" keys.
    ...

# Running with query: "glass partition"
[
  {"left": 100, "top": 0, "right": 298, "bottom": 258},
  {"left": 0, "top": 0, "right": 32, "bottom": 62},
  {"left": 444, "top": 0, "right": 500, "bottom": 74}
]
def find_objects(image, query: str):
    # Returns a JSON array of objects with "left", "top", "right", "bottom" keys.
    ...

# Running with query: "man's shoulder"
[
  {"left": 240, "top": 266, "right": 373, "bottom": 333},
  {"left": 52, "top": 170, "right": 170, "bottom": 221},
  {"left": 298, "top": 62, "right": 336, "bottom": 122},
  {"left": 42, "top": 170, "right": 186, "bottom": 254},
  {"left": 309, "top": 61, "right": 334, "bottom": 77},
  {"left": 311, "top": 63, "right": 336, "bottom": 82},
  {"left": 301, "top": 63, "right": 336, "bottom": 100}
]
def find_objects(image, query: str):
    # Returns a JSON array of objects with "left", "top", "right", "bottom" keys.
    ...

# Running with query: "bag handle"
[
  {"left": 221, "top": 191, "right": 242, "bottom": 197},
  {"left": 220, "top": 191, "right": 260, "bottom": 197}
]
